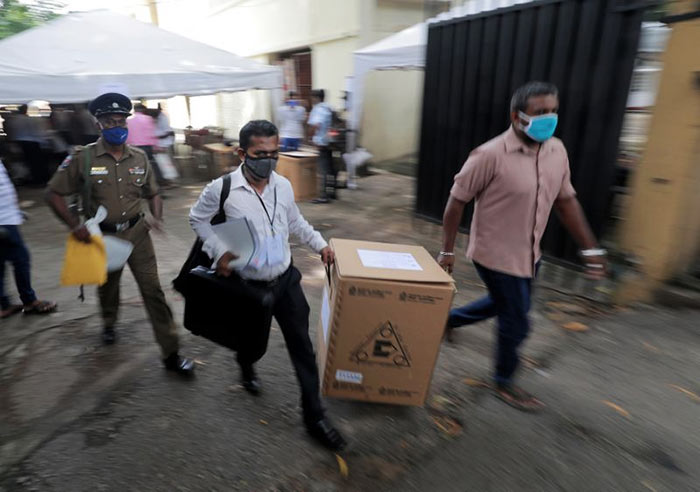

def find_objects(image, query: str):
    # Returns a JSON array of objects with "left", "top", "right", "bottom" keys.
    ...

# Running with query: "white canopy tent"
[
  {"left": 0, "top": 10, "right": 283, "bottom": 104},
  {"left": 349, "top": 0, "right": 669, "bottom": 131}
]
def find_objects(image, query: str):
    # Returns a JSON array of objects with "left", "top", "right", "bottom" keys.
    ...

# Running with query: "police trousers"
[{"left": 98, "top": 219, "right": 179, "bottom": 357}]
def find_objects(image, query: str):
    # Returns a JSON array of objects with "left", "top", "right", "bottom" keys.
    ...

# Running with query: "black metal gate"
[{"left": 416, "top": 0, "right": 648, "bottom": 261}]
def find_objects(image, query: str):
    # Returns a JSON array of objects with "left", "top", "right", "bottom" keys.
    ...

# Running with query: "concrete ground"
[{"left": 1, "top": 172, "right": 698, "bottom": 491}]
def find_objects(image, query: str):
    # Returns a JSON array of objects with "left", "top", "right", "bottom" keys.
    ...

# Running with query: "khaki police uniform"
[{"left": 48, "top": 138, "right": 179, "bottom": 357}]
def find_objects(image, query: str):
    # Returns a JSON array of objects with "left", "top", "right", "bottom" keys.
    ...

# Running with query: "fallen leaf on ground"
[
  {"left": 463, "top": 377, "right": 490, "bottom": 388},
  {"left": 399, "top": 440, "right": 410, "bottom": 449},
  {"left": 602, "top": 400, "right": 630, "bottom": 418},
  {"left": 642, "top": 342, "right": 660, "bottom": 353},
  {"left": 521, "top": 356, "right": 541, "bottom": 368},
  {"left": 546, "top": 301, "right": 587, "bottom": 314},
  {"left": 562, "top": 321, "right": 589, "bottom": 332},
  {"left": 641, "top": 480, "right": 658, "bottom": 492},
  {"left": 259, "top": 419, "right": 268, "bottom": 425},
  {"left": 432, "top": 415, "right": 462, "bottom": 437},
  {"left": 429, "top": 395, "right": 453, "bottom": 411},
  {"left": 668, "top": 384, "right": 700, "bottom": 402},
  {"left": 335, "top": 454, "right": 349, "bottom": 479},
  {"left": 545, "top": 312, "right": 566, "bottom": 322}
]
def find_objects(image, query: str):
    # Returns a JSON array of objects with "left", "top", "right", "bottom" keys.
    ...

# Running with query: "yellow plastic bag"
[{"left": 60, "top": 234, "right": 108, "bottom": 287}]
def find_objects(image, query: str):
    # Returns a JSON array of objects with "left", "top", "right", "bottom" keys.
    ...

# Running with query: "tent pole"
[{"left": 148, "top": 0, "right": 159, "bottom": 26}]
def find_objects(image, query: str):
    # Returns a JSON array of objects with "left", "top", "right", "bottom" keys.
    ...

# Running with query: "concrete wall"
[
  {"left": 360, "top": 70, "right": 424, "bottom": 163},
  {"left": 192, "top": 0, "right": 362, "bottom": 57},
  {"left": 311, "top": 37, "right": 360, "bottom": 109}
]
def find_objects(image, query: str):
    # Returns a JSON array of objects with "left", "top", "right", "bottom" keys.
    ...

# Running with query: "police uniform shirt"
[
  {"left": 189, "top": 167, "right": 327, "bottom": 282},
  {"left": 48, "top": 138, "right": 158, "bottom": 224}
]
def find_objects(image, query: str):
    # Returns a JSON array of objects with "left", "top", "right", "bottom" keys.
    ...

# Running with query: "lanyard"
[{"left": 254, "top": 187, "right": 277, "bottom": 236}]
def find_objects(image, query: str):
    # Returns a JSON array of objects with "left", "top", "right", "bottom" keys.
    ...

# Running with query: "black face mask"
[{"left": 244, "top": 155, "right": 278, "bottom": 180}]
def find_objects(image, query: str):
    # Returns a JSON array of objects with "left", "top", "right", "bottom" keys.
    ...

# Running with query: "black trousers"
[
  {"left": 317, "top": 146, "right": 336, "bottom": 199},
  {"left": 19, "top": 141, "right": 48, "bottom": 184},
  {"left": 237, "top": 266, "right": 324, "bottom": 424}
]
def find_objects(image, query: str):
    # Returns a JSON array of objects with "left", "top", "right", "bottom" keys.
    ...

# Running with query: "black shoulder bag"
[{"left": 172, "top": 174, "right": 231, "bottom": 295}]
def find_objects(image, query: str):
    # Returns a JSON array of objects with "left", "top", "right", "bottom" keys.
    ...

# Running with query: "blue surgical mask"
[
  {"left": 518, "top": 111, "right": 558, "bottom": 142},
  {"left": 101, "top": 126, "right": 128, "bottom": 145}
]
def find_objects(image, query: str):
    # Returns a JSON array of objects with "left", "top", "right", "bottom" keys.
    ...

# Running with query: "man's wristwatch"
[{"left": 439, "top": 251, "right": 455, "bottom": 257}]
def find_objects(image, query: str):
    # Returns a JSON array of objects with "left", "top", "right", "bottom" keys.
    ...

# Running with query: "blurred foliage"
[{"left": 0, "top": 0, "right": 64, "bottom": 40}]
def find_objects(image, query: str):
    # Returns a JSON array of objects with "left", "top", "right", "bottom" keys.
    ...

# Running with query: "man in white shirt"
[
  {"left": 155, "top": 103, "right": 175, "bottom": 150},
  {"left": 189, "top": 120, "right": 346, "bottom": 451},
  {"left": 307, "top": 89, "right": 336, "bottom": 203},
  {"left": 277, "top": 91, "right": 306, "bottom": 151},
  {"left": 0, "top": 160, "right": 56, "bottom": 318}
]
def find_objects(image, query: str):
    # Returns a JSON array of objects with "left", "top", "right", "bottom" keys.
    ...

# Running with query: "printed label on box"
[
  {"left": 335, "top": 369, "right": 363, "bottom": 384},
  {"left": 356, "top": 249, "right": 423, "bottom": 271}
]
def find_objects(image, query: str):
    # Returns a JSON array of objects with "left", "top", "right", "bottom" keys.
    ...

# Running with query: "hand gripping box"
[{"left": 317, "top": 239, "right": 455, "bottom": 406}]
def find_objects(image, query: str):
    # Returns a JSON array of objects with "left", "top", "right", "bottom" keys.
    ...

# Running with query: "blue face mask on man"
[
  {"left": 101, "top": 126, "right": 129, "bottom": 145},
  {"left": 518, "top": 111, "right": 558, "bottom": 142}
]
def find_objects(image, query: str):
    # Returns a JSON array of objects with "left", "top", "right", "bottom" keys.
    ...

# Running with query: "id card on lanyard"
[{"left": 254, "top": 187, "right": 285, "bottom": 267}]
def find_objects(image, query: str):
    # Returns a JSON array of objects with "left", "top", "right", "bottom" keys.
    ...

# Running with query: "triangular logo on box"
[{"left": 350, "top": 321, "right": 411, "bottom": 367}]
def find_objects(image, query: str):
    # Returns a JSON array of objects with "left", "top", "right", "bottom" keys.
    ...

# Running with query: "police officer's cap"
[{"left": 88, "top": 92, "right": 132, "bottom": 118}]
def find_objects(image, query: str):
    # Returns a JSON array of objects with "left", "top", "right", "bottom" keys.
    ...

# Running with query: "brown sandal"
[
  {"left": 23, "top": 300, "right": 57, "bottom": 315},
  {"left": 1, "top": 304, "right": 24, "bottom": 319},
  {"left": 494, "top": 384, "right": 545, "bottom": 412}
]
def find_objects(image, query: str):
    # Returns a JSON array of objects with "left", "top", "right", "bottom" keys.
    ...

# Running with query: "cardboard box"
[
  {"left": 317, "top": 239, "right": 455, "bottom": 406},
  {"left": 203, "top": 143, "right": 240, "bottom": 179},
  {"left": 277, "top": 151, "right": 318, "bottom": 201}
]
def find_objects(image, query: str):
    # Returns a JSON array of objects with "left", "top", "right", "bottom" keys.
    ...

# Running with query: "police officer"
[{"left": 46, "top": 93, "right": 194, "bottom": 376}]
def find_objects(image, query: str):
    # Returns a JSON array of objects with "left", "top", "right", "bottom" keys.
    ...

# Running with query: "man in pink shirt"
[
  {"left": 438, "top": 81, "right": 606, "bottom": 411},
  {"left": 127, "top": 104, "right": 163, "bottom": 184}
]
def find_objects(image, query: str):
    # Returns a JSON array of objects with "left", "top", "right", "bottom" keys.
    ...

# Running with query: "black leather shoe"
[
  {"left": 240, "top": 365, "right": 261, "bottom": 396},
  {"left": 311, "top": 197, "right": 330, "bottom": 204},
  {"left": 163, "top": 353, "right": 195, "bottom": 376},
  {"left": 102, "top": 326, "right": 116, "bottom": 345},
  {"left": 307, "top": 418, "right": 347, "bottom": 451}
]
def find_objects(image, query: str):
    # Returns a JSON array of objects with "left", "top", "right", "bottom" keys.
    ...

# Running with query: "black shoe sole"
[{"left": 242, "top": 381, "right": 261, "bottom": 396}]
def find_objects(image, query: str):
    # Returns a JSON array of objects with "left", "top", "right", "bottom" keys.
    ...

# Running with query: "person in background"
[
  {"left": 277, "top": 91, "right": 306, "bottom": 152},
  {"left": 126, "top": 104, "right": 165, "bottom": 185},
  {"left": 70, "top": 104, "right": 100, "bottom": 147},
  {"left": 438, "top": 81, "right": 606, "bottom": 411},
  {"left": 10, "top": 105, "right": 50, "bottom": 184},
  {"left": 46, "top": 92, "right": 194, "bottom": 375},
  {"left": 308, "top": 89, "right": 336, "bottom": 204},
  {"left": 155, "top": 103, "right": 175, "bottom": 155},
  {"left": 1, "top": 159, "right": 57, "bottom": 318},
  {"left": 189, "top": 120, "right": 347, "bottom": 451}
]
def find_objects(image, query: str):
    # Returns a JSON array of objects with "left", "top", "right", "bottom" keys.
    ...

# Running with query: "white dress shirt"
[
  {"left": 308, "top": 103, "right": 332, "bottom": 146},
  {"left": 277, "top": 104, "right": 306, "bottom": 139},
  {"left": 0, "top": 160, "right": 23, "bottom": 225},
  {"left": 189, "top": 167, "right": 327, "bottom": 281}
]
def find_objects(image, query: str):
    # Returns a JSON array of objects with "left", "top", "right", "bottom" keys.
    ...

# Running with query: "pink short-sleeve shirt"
[{"left": 450, "top": 126, "right": 576, "bottom": 278}]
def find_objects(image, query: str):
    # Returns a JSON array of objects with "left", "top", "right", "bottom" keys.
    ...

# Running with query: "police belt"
[{"left": 100, "top": 213, "right": 143, "bottom": 233}]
